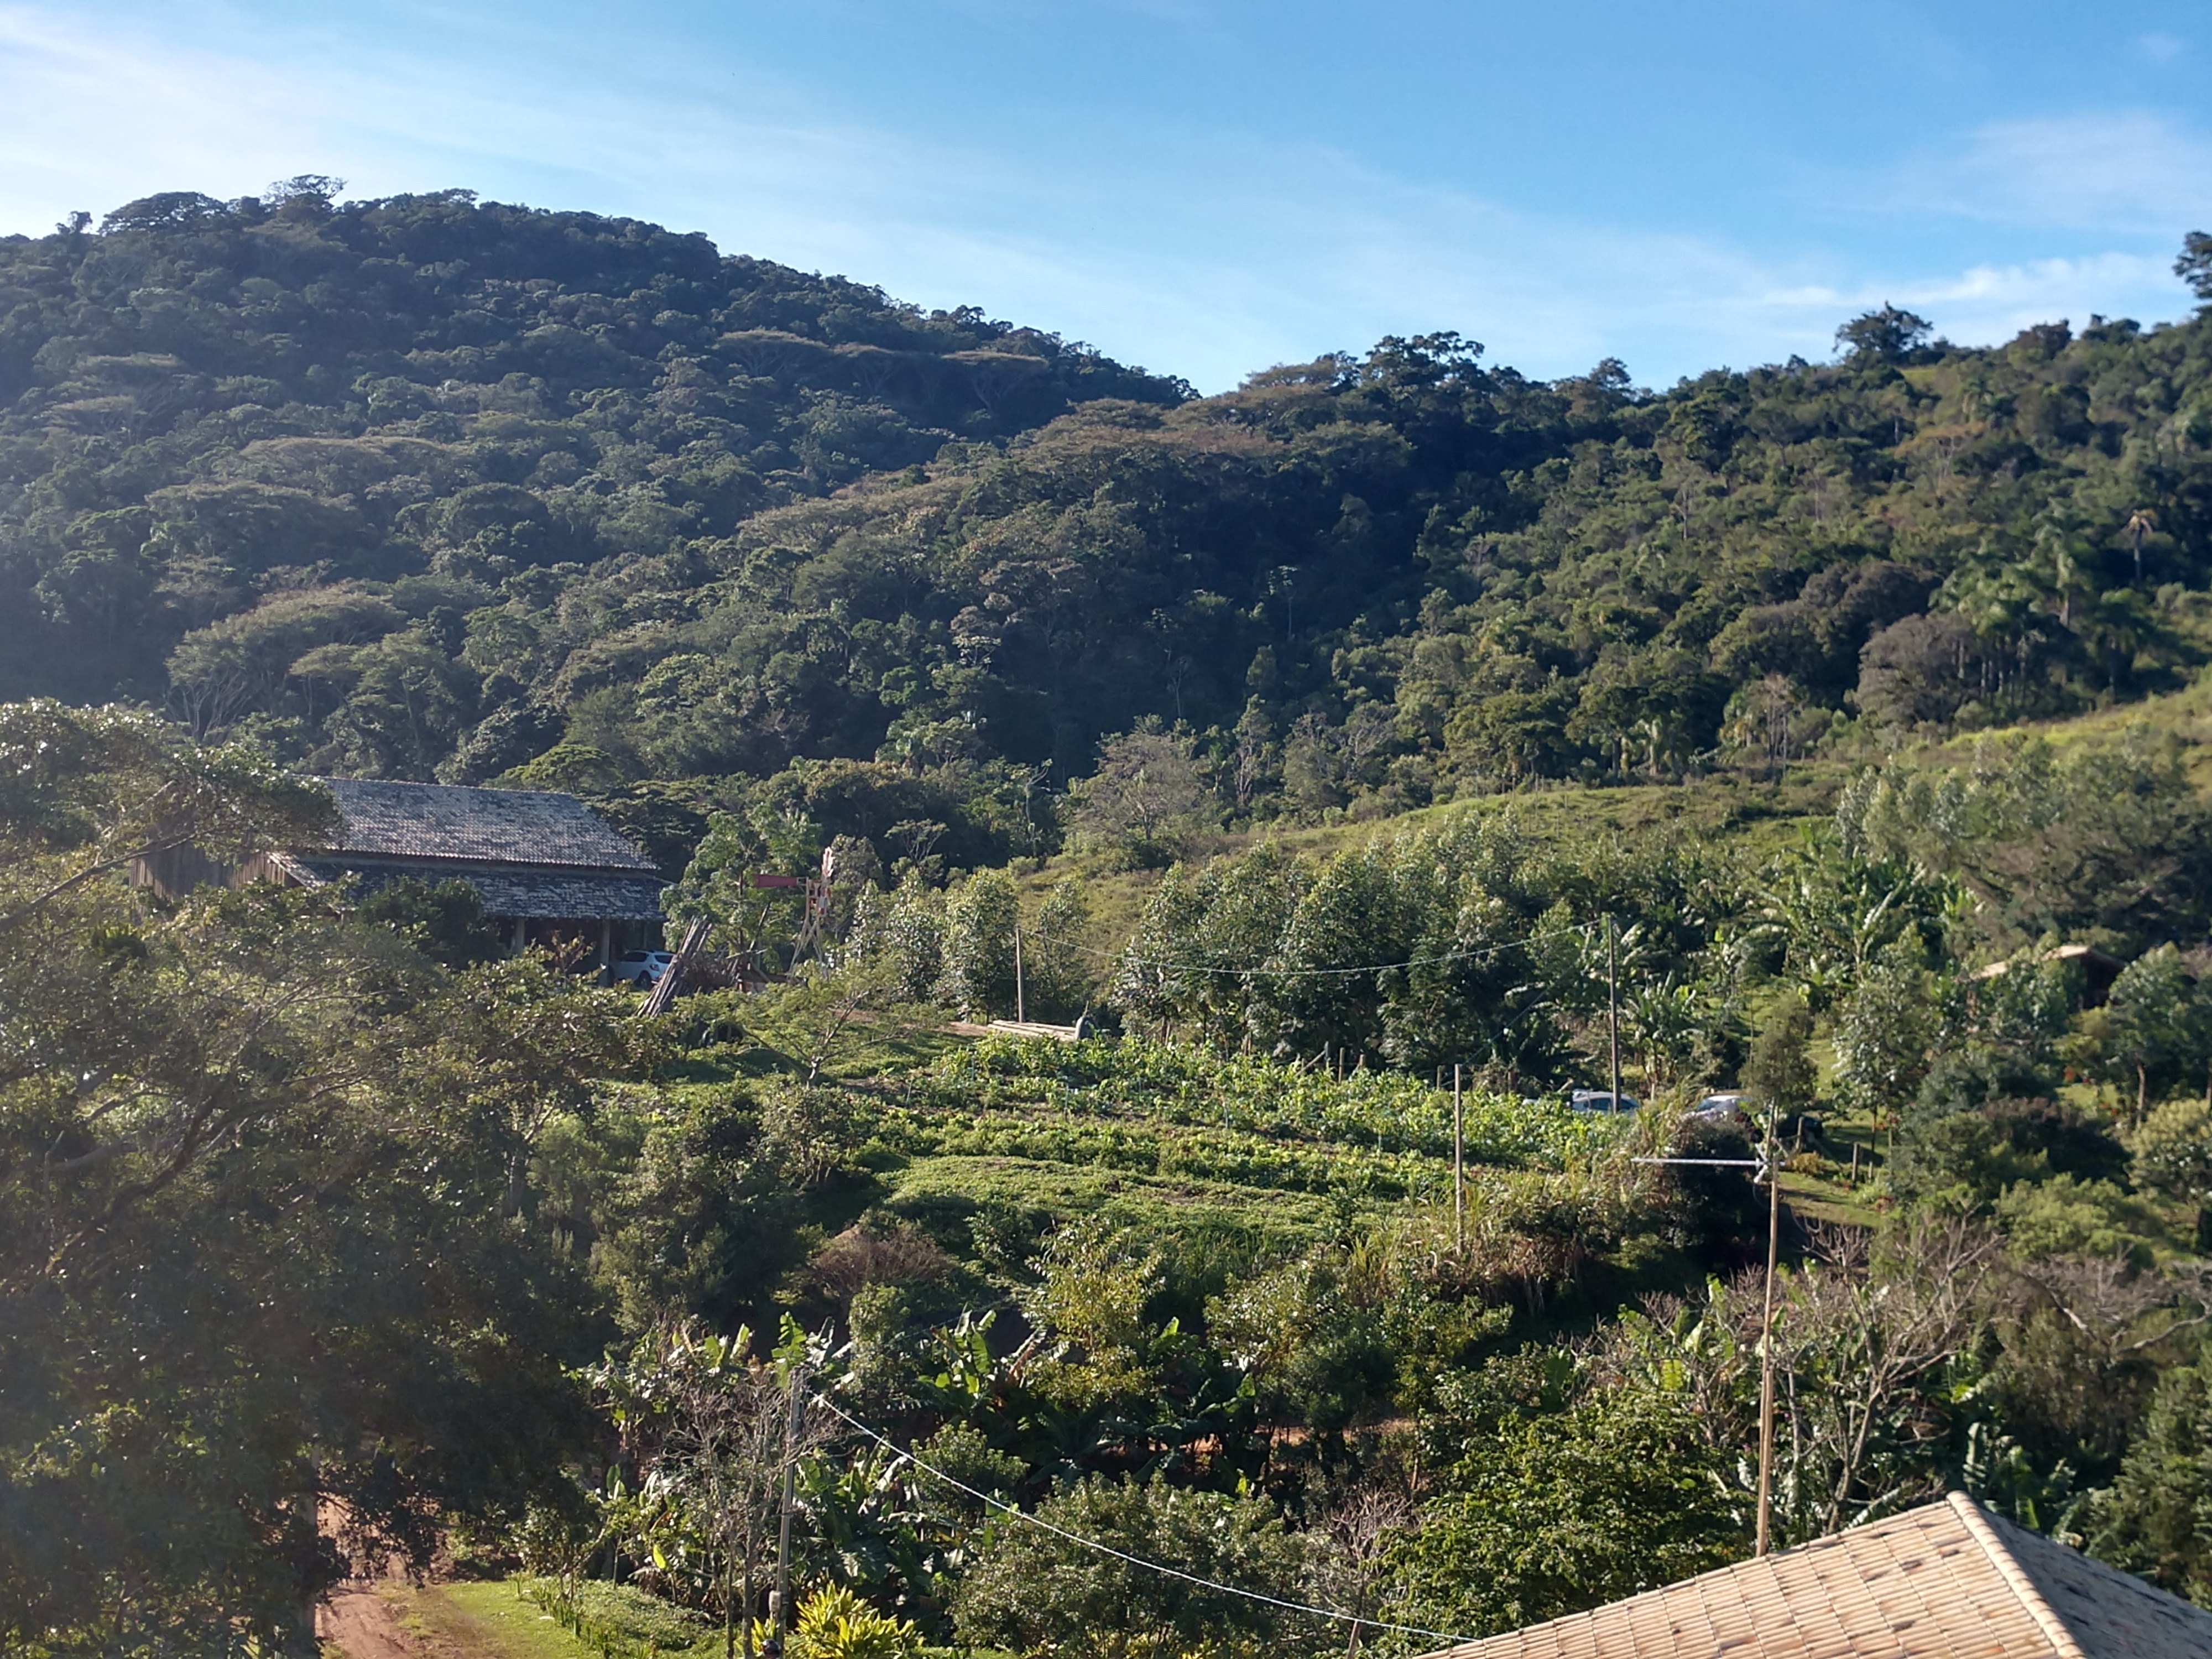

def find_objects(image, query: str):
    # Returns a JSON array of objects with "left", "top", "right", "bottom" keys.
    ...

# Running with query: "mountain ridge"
[{"left": 6, "top": 183, "right": 2211, "bottom": 880}]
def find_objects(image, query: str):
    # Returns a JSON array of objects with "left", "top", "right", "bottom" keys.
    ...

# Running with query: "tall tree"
[{"left": 0, "top": 704, "right": 623, "bottom": 1653}]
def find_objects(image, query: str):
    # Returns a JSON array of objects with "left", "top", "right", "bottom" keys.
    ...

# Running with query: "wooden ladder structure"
[{"left": 639, "top": 916, "right": 712, "bottom": 1018}]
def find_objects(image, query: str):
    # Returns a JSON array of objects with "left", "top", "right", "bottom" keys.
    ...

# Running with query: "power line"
[{"left": 812, "top": 1394, "right": 1472, "bottom": 1649}]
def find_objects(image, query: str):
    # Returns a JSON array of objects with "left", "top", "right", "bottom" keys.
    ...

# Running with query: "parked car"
[
  {"left": 614, "top": 948, "right": 675, "bottom": 988},
  {"left": 1569, "top": 1088, "right": 1641, "bottom": 1113},
  {"left": 1690, "top": 1091, "right": 1749, "bottom": 1122}
]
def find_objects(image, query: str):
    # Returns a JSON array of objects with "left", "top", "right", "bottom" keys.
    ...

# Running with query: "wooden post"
[
  {"left": 1755, "top": 1107, "right": 1782, "bottom": 1557},
  {"left": 775, "top": 1362, "right": 805, "bottom": 1644},
  {"left": 1631, "top": 1140, "right": 1787, "bottom": 1557},
  {"left": 1606, "top": 917, "right": 1621, "bottom": 1114},
  {"left": 1014, "top": 924, "right": 1025, "bottom": 1024},
  {"left": 1453, "top": 1063, "right": 1465, "bottom": 1250}
]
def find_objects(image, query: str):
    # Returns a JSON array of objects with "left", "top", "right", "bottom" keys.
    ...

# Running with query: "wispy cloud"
[
  {"left": 0, "top": 5, "right": 317, "bottom": 213},
  {"left": 0, "top": 4, "right": 2200, "bottom": 392},
  {"left": 1733, "top": 252, "right": 2181, "bottom": 355},
  {"left": 1880, "top": 109, "right": 2212, "bottom": 236}
]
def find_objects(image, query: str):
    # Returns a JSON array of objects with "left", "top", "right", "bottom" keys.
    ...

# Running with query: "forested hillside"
[
  {"left": 6, "top": 185, "right": 2212, "bottom": 881},
  {"left": 18, "top": 188, "right": 2212, "bottom": 1659},
  {"left": 0, "top": 181, "right": 1182, "bottom": 743}
]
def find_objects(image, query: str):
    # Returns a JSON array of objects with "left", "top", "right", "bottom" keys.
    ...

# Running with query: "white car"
[
  {"left": 614, "top": 948, "right": 675, "bottom": 988},
  {"left": 1690, "top": 1092, "right": 1749, "bottom": 1123},
  {"left": 1570, "top": 1088, "right": 1640, "bottom": 1113}
]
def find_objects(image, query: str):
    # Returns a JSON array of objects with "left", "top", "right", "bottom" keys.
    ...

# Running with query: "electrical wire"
[{"left": 811, "top": 1393, "right": 1474, "bottom": 1650}]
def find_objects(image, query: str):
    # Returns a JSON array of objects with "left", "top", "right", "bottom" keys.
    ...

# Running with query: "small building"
[
  {"left": 1415, "top": 1491, "right": 2212, "bottom": 1658},
  {"left": 1973, "top": 942, "right": 2127, "bottom": 1008},
  {"left": 135, "top": 778, "right": 665, "bottom": 972}
]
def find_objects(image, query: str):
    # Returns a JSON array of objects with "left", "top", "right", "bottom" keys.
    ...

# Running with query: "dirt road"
[{"left": 316, "top": 1584, "right": 424, "bottom": 1658}]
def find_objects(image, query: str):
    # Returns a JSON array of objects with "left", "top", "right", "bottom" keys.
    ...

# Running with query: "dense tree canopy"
[
  {"left": 0, "top": 703, "right": 634, "bottom": 1651},
  {"left": 8, "top": 191, "right": 2212, "bottom": 878}
]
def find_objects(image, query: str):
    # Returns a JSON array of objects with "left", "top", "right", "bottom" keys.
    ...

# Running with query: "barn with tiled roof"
[{"left": 156, "top": 778, "right": 669, "bottom": 966}]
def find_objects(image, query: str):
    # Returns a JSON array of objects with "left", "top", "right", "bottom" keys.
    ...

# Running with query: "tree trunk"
[{"left": 741, "top": 1536, "right": 757, "bottom": 1659}]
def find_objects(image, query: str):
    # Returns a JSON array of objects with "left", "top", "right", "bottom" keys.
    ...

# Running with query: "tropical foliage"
[{"left": 13, "top": 192, "right": 2212, "bottom": 1655}]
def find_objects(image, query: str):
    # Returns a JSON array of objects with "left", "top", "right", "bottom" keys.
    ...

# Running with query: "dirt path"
[
  {"left": 319, "top": 1578, "right": 585, "bottom": 1659},
  {"left": 317, "top": 1584, "right": 423, "bottom": 1658}
]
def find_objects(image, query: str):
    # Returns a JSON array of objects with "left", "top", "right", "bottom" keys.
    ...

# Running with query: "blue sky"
[{"left": 2, "top": 1, "right": 2208, "bottom": 391}]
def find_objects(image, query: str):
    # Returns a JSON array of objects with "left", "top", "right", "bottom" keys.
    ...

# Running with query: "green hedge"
[{"left": 521, "top": 1577, "right": 718, "bottom": 1657}]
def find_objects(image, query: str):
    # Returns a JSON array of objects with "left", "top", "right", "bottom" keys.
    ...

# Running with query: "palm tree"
[
  {"left": 2030, "top": 508, "right": 2096, "bottom": 632},
  {"left": 2125, "top": 508, "right": 2157, "bottom": 582}
]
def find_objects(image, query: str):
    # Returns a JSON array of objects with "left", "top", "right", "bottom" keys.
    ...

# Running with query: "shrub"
[
  {"left": 2085, "top": 1355, "right": 2212, "bottom": 1604},
  {"left": 792, "top": 1584, "right": 922, "bottom": 1659},
  {"left": 1390, "top": 1363, "right": 1746, "bottom": 1637},
  {"left": 2131, "top": 1097, "right": 2212, "bottom": 1205},
  {"left": 1892, "top": 1082, "right": 2127, "bottom": 1211},
  {"left": 952, "top": 1475, "right": 1311, "bottom": 1658},
  {"left": 1992, "top": 1175, "right": 2159, "bottom": 1264},
  {"left": 523, "top": 1577, "right": 717, "bottom": 1656}
]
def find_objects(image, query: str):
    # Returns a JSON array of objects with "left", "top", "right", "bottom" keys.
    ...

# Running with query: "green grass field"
[
  {"left": 416, "top": 1582, "right": 588, "bottom": 1656},
  {"left": 331, "top": 1579, "right": 719, "bottom": 1659},
  {"left": 317, "top": 1580, "right": 590, "bottom": 1659}
]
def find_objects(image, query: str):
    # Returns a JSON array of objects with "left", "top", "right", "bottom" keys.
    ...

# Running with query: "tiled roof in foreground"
[
  {"left": 314, "top": 779, "right": 657, "bottom": 872},
  {"left": 1418, "top": 1492, "right": 2212, "bottom": 1659}
]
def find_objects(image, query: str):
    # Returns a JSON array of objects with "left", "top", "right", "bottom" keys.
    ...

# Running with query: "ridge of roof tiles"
[
  {"left": 1416, "top": 1491, "right": 2212, "bottom": 1659},
  {"left": 310, "top": 778, "right": 656, "bottom": 872}
]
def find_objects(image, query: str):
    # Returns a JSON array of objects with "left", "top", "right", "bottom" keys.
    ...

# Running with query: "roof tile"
[
  {"left": 312, "top": 778, "right": 656, "bottom": 872},
  {"left": 1416, "top": 1495, "right": 2212, "bottom": 1659}
]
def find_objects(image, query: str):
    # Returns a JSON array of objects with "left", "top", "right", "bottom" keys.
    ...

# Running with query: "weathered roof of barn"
[
  {"left": 1414, "top": 1493, "right": 2212, "bottom": 1659},
  {"left": 312, "top": 779, "right": 656, "bottom": 872},
  {"left": 273, "top": 854, "right": 666, "bottom": 921}
]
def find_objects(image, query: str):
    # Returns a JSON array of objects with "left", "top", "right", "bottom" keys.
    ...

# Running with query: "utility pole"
[
  {"left": 1755, "top": 1102, "right": 1782, "bottom": 1557},
  {"left": 1634, "top": 1109, "right": 1786, "bottom": 1556},
  {"left": 1452, "top": 1063, "right": 1465, "bottom": 1250},
  {"left": 1606, "top": 917, "right": 1622, "bottom": 1113},
  {"left": 1014, "top": 924, "right": 1025, "bottom": 1024},
  {"left": 774, "top": 1360, "right": 805, "bottom": 1647}
]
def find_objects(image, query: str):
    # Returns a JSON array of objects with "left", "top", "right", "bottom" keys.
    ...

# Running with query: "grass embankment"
[
  {"left": 1021, "top": 664, "right": 2212, "bottom": 960},
  {"left": 1014, "top": 765, "right": 1850, "bottom": 959},
  {"left": 408, "top": 1582, "right": 588, "bottom": 1657},
  {"left": 1778, "top": 1112, "right": 1887, "bottom": 1229},
  {"left": 1926, "top": 664, "right": 2212, "bottom": 786},
  {"left": 330, "top": 1579, "right": 717, "bottom": 1659},
  {"left": 322, "top": 1581, "right": 578, "bottom": 1658}
]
